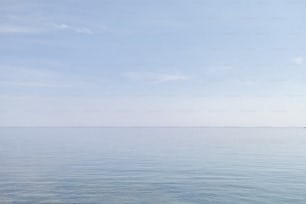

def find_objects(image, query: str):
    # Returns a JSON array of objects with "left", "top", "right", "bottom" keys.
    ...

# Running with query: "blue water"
[{"left": 1, "top": 128, "right": 306, "bottom": 203}]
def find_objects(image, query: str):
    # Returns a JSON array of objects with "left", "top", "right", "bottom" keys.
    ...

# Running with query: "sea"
[{"left": 0, "top": 127, "right": 306, "bottom": 203}]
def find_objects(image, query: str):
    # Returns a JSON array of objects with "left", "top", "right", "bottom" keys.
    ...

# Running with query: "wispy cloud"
[
  {"left": 53, "top": 23, "right": 94, "bottom": 34},
  {"left": 0, "top": 81, "right": 72, "bottom": 88},
  {"left": 0, "top": 24, "right": 40, "bottom": 34},
  {"left": 0, "top": 23, "right": 95, "bottom": 35},
  {"left": 205, "top": 65, "right": 233, "bottom": 74},
  {"left": 0, "top": 66, "right": 76, "bottom": 89},
  {"left": 292, "top": 56, "right": 304, "bottom": 65},
  {"left": 123, "top": 72, "right": 190, "bottom": 82}
]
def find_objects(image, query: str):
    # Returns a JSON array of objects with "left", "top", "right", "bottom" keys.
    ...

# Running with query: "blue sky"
[{"left": 1, "top": 0, "right": 306, "bottom": 126}]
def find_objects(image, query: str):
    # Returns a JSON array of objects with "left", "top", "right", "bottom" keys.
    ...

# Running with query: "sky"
[{"left": 1, "top": 0, "right": 306, "bottom": 127}]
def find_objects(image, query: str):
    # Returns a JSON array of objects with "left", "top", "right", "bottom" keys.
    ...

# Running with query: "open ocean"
[{"left": 1, "top": 127, "right": 306, "bottom": 203}]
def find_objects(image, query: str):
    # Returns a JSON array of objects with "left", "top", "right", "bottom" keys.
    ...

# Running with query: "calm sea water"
[{"left": 1, "top": 128, "right": 306, "bottom": 203}]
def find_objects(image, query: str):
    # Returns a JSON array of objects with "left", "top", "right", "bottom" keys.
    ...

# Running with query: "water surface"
[{"left": 1, "top": 128, "right": 306, "bottom": 203}]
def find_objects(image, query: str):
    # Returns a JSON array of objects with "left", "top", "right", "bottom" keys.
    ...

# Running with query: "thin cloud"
[
  {"left": 0, "top": 23, "right": 94, "bottom": 35},
  {"left": 0, "top": 66, "right": 78, "bottom": 89},
  {"left": 292, "top": 56, "right": 304, "bottom": 65},
  {"left": 124, "top": 72, "right": 190, "bottom": 82},
  {"left": 53, "top": 23, "right": 94, "bottom": 34},
  {"left": 0, "top": 81, "right": 72, "bottom": 88},
  {"left": 0, "top": 24, "right": 39, "bottom": 34},
  {"left": 205, "top": 65, "right": 233, "bottom": 73}
]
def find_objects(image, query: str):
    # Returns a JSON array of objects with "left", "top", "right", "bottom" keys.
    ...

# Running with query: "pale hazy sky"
[{"left": 1, "top": 0, "right": 306, "bottom": 127}]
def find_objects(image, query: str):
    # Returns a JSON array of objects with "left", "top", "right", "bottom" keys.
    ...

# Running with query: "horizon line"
[{"left": 0, "top": 126, "right": 305, "bottom": 128}]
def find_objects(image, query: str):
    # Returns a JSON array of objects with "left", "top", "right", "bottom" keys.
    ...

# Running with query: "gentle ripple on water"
[{"left": 1, "top": 127, "right": 306, "bottom": 203}]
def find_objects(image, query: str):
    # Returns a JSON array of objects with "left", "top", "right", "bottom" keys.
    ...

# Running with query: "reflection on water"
[{"left": 1, "top": 128, "right": 306, "bottom": 203}]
